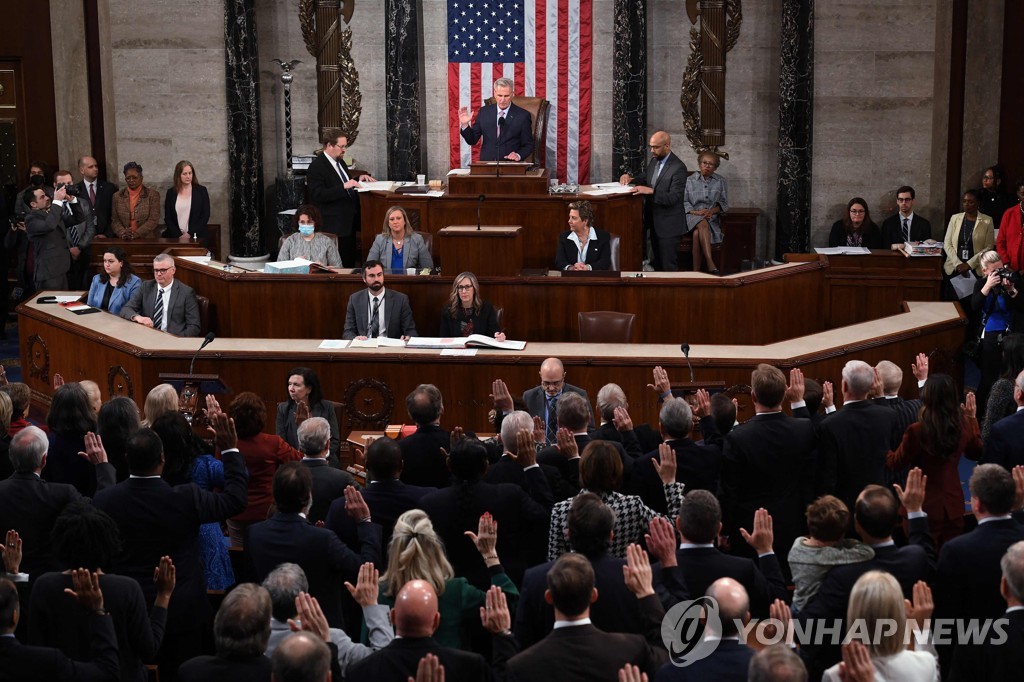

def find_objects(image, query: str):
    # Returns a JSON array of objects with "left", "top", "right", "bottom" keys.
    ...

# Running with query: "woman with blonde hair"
[
  {"left": 140, "top": 383, "right": 178, "bottom": 428},
  {"left": 365, "top": 206, "right": 433, "bottom": 271},
  {"left": 375, "top": 508, "right": 517, "bottom": 648}
]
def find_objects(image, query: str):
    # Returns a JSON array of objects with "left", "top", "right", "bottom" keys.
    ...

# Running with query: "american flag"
[{"left": 447, "top": 0, "right": 593, "bottom": 184}]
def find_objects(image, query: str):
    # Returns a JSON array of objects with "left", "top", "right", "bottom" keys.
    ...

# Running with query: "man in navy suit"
[
  {"left": 982, "top": 370, "right": 1024, "bottom": 469},
  {"left": 306, "top": 129, "right": 375, "bottom": 266},
  {"left": 342, "top": 261, "right": 417, "bottom": 340},
  {"left": 459, "top": 77, "right": 534, "bottom": 162},
  {"left": 881, "top": 186, "right": 933, "bottom": 247},
  {"left": 76, "top": 155, "right": 117, "bottom": 236}
]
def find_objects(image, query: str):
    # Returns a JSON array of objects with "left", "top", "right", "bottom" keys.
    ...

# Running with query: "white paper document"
[
  {"left": 178, "top": 256, "right": 213, "bottom": 264},
  {"left": 447, "top": 168, "right": 471, "bottom": 176},
  {"left": 54, "top": 295, "right": 82, "bottom": 303},
  {"left": 583, "top": 186, "right": 634, "bottom": 196},
  {"left": 349, "top": 337, "right": 407, "bottom": 348},
  {"left": 318, "top": 340, "right": 350, "bottom": 349},
  {"left": 813, "top": 247, "right": 872, "bottom": 255},
  {"left": 355, "top": 181, "right": 396, "bottom": 193},
  {"left": 950, "top": 271, "right": 977, "bottom": 300}
]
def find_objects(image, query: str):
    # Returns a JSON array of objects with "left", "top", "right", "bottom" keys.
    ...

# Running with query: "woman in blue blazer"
[
  {"left": 366, "top": 205, "right": 433, "bottom": 271},
  {"left": 86, "top": 245, "right": 142, "bottom": 315},
  {"left": 163, "top": 160, "right": 211, "bottom": 242}
]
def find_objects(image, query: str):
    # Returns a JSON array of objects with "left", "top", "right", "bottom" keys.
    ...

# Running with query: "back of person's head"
[
  {"left": 0, "top": 392, "right": 13, "bottom": 432},
  {"left": 709, "top": 392, "right": 736, "bottom": 436},
  {"left": 854, "top": 485, "right": 898, "bottom": 539},
  {"left": 751, "top": 364, "right": 786, "bottom": 408},
  {"left": 678, "top": 490, "right": 721, "bottom": 544},
  {"left": 273, "top": 462, "right": 313, "bottom": 514},
  {"left": 97, "top": 396, "right": 140, "bottom": 441},
  {"left": 1, "top": 382, "right": 31, "bottom": 418},
  {"left": 596, "top": 383, "right": 627, "bottom": 423},
  {"left": 447, "top": 438, "right": 488, "bottom": 482},
  {"left": 1001, "top": 541, "right": 1024, "bottom": 604},
  {"left": 406, "top": 384, "right": 443, "bottom": 426},
  {"left": 10, "top": 425, "right": 48, "bottom": 473},
  {"left": 875, "top": 360, "right": 903, "bottom": 395},
  {"left": 382, "top": 509, "right": 453, "bottom": 598},
  {"left": 46, "top": 382, "right": 97, "bottom": 437},
  {"left": 0, "top": 578, "right": 18, "bottom": 633},
  {"left": 152, "top": 411, "right": 202, "bottom": 483},
  {"left": 556, "top": 392, "right": 590, "bottom": 431},
  {"left": 1000, "top": 334, "right": 1024, "bottom": 380},
  {"left": 80, "top": 380, "right": 101, "bottom": 416},
  {"left": 213, "top": 583, "right": 272, "bottom": 659},
  {"left": 391, "top": 579, "right": 440, "bottom": 638},
  {"left": 802, "top": 379, "right": 823, "bottom": 415},
  {"left": 297, "top": 417, "right": 330, "bottom": 457},
  {"left": 579, "top": 440, "right": 623, "bottom": 495},
  {"left": 125, "top": 428, "right": 164, "bottom": 475},
  {"left": 846, "top": 571, "right": 906, "bottom": 657},
  {"left": 365, "top": 436, "right": 403, "bottom": 481},
  {"left": 546, "top": 553, "right": 595, "bottom": 618},
  {"left": 659, "top": 397, "right": 693, "bottom": 439},
  {"left": 141, "top": 383, "right": 178, "bottom": 427},
  {"left": 262, "top": 562, "right": 308, "bottom": 622},
  {"left": 567, "top": 492, "right": 614, "bottom": 558},
  {"left": 229, "top": 391, "right": 267, "bottom": 439},
  {"left": 51, "top": 500, "right": 122, "bottom": 572},
  {"left": 271, "top": 631, "right": 331, "bottom": 682},
  {"left": 970, "top": 464, "right": 1016, "bottom": 515},
  {"left": 706, "top": 578, "right": 749, "bottom": 637},
  {"left": 842, "top": 360, "right": 874, "bottom": 398},
  {"left": 748, "top": 644, "right": 808, "bottom": 682},
  {"left": 805, "top": 495, "right": 850, "bottom": 543},
  {"left": 499, "top": 410, "right": 533, "bottom": 453}
]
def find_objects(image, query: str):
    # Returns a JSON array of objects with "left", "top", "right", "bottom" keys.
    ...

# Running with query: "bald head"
[
  {"left": 706, "top": 577, "right": 749, "bottom": 636},
  {"left": 649, "top": 131, "right": 671, "bottom": 160},
  {"left": 392, "top": 579, "right": 440, "bottom": 638},
  {"left": 540, "top": 357, "right": 567, "bottom": 398}
]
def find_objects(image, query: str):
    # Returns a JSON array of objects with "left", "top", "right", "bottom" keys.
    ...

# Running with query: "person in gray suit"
[
  {"left": 53, "top": 169, "right": 95, "bottom": 289},
  {"left": 342, "top": 260, "right": 418, "bottom": 340},
  {"left": 25, "top": 185, "right": 85, "bottom": 290},
  {"left": 120, "top": 254, "right": 202, "bottom": 336},
  {"left": 619, "top": 130, "right": 689, "bottom": 271}
]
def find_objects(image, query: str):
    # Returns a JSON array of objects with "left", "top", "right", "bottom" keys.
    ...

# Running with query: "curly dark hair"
[
  {"left": 230, "top": 391, "right": 267, "bottom": 439},
  {"left": 51, "top": 500, "right": 123, "bottom": 572}
]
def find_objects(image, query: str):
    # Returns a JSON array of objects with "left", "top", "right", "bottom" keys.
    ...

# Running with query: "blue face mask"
[{"left": 298, "top": 224, "right": 315, "bottom": 237}]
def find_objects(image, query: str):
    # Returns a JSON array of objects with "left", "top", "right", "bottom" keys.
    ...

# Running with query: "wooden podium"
[
  {"left": 437, "top": 225, "right": 524, "bottom": 277},
  {"left": 447, "top": 163, "right": 549, "bottom": 196}
]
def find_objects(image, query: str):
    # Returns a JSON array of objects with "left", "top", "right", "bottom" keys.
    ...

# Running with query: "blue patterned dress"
[{"left": 191, "top": 454, "right": 235, "bottom": 590}]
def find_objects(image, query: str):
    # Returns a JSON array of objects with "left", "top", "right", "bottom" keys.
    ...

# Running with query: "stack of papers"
[
  {"left": 349, "top": 337, "right": 407, "bottom": 348},
  {"left": 406, "top": 335, "right": 526, "bottom": 350},
  {"left": 814, "top": 247, "right": 872, "bottom": 255}
]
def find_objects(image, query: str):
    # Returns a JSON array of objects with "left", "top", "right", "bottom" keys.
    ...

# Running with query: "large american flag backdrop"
[{"left": 447, "top": 0, "right": 593, "bottom": 184}]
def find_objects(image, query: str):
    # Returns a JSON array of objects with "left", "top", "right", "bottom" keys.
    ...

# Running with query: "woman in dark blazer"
[
  {"left": 163, "top": 160, "right": 211, "bottom": 242},
  {"left": 555, "top": 200, "right": 612, "bottom": 271},
  {"left": 439, "top": 271, "right": 505, "bottom": 340},
  {"left": 828, "top": 197, "right": 883, "bottom": 249},
  {"left": 275, "top": 367, "right": 340, "bottom": 462}
]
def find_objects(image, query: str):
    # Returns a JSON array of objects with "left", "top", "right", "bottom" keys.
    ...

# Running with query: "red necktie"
[{"left": 89, "top": 183, "right": 96, "bottom": 205}]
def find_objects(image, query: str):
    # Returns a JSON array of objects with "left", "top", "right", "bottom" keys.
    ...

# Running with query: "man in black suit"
[
  {"left": 817, "top": 360, "right": 899, "bottom": 511},
  {"left": 246, "top": 463, "right": 381, "bottom": 630},
  {"left": 76, "top": 155, "right": 116, "bottom": 237},
  {"left": 982, "top": 370, "right": 1024, "bottom": 469},
  {"left": 874, "top": 354, "right": 928, "bottom": 448},
  {"left": 522, "top": 357, "right": 592, "bottom": 445},
  {"left": 620, "top": 130, "right": 688, "bottom": 271},
  {"left": 398, "top": 384, "right": 451, "bottom": 489},
  {"left": 53, "top": 169, "right": 95, "bottom": 290},
  {"left": 178, "top": 583, "right": 273, "bottom": 681},
  {"left": 325, "top": 437, "right": 434, "bottom": 569},
  {"left": 346, "top": 579, "right": 515, "bottom": 682},
  {"left": 298, "top": 417, "right": 356, "bottom": 524},
  {"left": 120, "top": 255, "right": 202, "bottom": 336},
  {"left": 536, "top": 391, "right": 595, "bottom": 490},
  {"left": 506, "top": 550, "right": 667, "bottom": 681},
  {"left": 458, "top": 77, "right": 534, "bottom": 162},
  {"left": 594, "top": 382, "right": 660, "bottom": 457},
  {"left": 0, "top": 571, "right": 120, "bottom": 682},
  {"left": 484, "top": 409, "right": 575, "bottom": 503},
  {"left": 514, "top": 492, "right": 644, "bottom": 648},
  {"left": 341, "top": 261, "right": 417, "bottom": 340},
  {"left": 93, "top": 411, "right": 248, "bottom": 678},
  {"left": 720, "top": 364, "right": 817, "bottom": 576},
  {"left": 881, "top": 185, "right": 933, "bottom": 247},
  {"left": 305, "top": 128, "right": 374, "bottom": 266}
]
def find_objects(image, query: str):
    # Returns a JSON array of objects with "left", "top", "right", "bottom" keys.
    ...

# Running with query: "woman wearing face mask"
[
  {"left": 277, "top": 203, "right": 342, "bottom": 267},
  {"left": 111, "top": 161, "right": 161, "bottom": 239}
]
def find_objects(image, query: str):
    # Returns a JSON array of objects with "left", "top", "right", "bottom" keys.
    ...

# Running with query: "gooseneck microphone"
[
  {"left": 189, "top": 332, "right": 216, "bottom": 376},
  {"left": 476, "top": 194, "right": 486, "bottom": 231},
  {"left": 681, "top": 343, "right": 695, "bottom": 383}
]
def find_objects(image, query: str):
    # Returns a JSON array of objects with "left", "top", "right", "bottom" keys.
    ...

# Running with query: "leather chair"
[
  {"left": 495, "top": 307, "right": 504, "bottom": 330},
  {"left": 195, "top": 294, "right": 210, "bottom": 337},
  {"left": 483, "top": 95, "right": 550, "bottom": 167},
  {"left": 608, "top": 233, "right": 621, "bottom": 271},
  {"left": 578, "top": 311, "right": 635, "bottom": 343},
  {"left": 418, "top": 231, "right": 434, "bottom": 263}
]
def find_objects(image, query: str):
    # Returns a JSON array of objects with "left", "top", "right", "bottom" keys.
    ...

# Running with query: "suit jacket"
[
  {"left": 62, "top": 197, "right": 95, "bottom": 250},
  {"left": 982, "top": 408, "right": 1024, "bottom": 469},
  {"left": 306, "top": 152, "right": 360, "bottom": 237},
  {"left": 246, "top": 512, "right": 382, "bottom": 629},
  {"left": 347, "top": 635, "right": 511, "bottom": 682},
  {"left": 398, "top": 423, "right": 452, "bottom": 488},
  {"left": 949, "top": 608, "right": 1024, "bottom": 682},
  {"left": 439, "top": 300, "right": 503, "bottom": 338},
  {"left": 342, "top": 288, "right": 418, "bottom": 339},
  {"left": 827, "top": 220, "right": 883, "bottom": 249},
  {"left": 484, "top": 454, "right": 577, "bottom": 504},
  {"left": 817, "top": 400, "right": 899, "bottom": 510},
  {"left": 506, "top": 595, "right": 667, "bottom": 682},
  {"left": 0, "top": 612, "right": 120, "bottom": 682},
  {"left": 176, "top": 654, "right": 271, "bottom": 682},
  {"left": 76, "top": 178, "right": 117, "bottom": 236},
  {"left": 460, "top": 102, "right": 534, "bottom": 161},
  {"left": 632, "top": 416, "right": 722, "bottom": 514},
  {"left": 119, "top": 279, "right": 201, "bottom": 337},
  {"left": 366, "top": 232, "right": 433, "bottom": 270},
  {"left": 937, "top": 517, "right": 1024, "bottom": 624},
  {"left": 554, "top": 228, "right": 613, "bottom": 271},
  {"left": 653, "top": 638, "right": 754, "bottom": 682},
  {"left": 275, "top": 399, "right": 341, "bottom": 462},
  {"left": 943, "top": 211, "right": 996, "bottom": 276},
  {"left": 87, "top": 274, "right": 142, "bottom": 315},
  {"left": 302, "top": 457, "right": 356, "bottom": 525},
  {"left": 637, "top": 152, "right": 688, "bottom": 239},
  {"left": 874, "top": 394, "right": 923, "bottom": 448},
  {"left": 162, "top": 183, "right": 211, "bottom": 240},
  {"left": 26, "top": 202, "right": 81, "bottom": 281},
  {"left": 881, "top": 212, "right": 932, "bottom": 246},
  {"left": 522, "top": 383, "right": 594, "bottom": 431},
  {"left": 111, "top": 186, "right": 162, "bottom": 239}
]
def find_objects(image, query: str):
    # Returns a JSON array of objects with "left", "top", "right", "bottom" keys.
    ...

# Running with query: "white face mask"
[{"left": 298, "top": 224, "right": 315, "bottom": 236}]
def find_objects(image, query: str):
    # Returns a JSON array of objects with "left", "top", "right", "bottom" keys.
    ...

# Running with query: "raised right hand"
[{"left": 459, "top": 107, "right": 471, "bottom": 126}]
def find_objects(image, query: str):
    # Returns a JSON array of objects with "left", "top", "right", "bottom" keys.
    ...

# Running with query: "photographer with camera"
[
  {"left": 972, "top": 249, "right": 1024, "bottom": 416},
  {"left": 25, "top": 178, "right": 86, "bottom": 291},
  {"left": 53, "top": 169, "right": 95, "bottom": 289}
]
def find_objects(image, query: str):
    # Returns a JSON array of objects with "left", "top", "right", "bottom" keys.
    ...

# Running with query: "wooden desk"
[{"left": 87, "top": 234, "right": 221, "bottom": 279}]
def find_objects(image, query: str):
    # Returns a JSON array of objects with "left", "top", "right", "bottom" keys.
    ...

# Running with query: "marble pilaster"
[
  {"left": 612, "top": 0, "right": 647, "bottom": 179},
  {"left": 385, "top": 0, "right": 425, "bottom": 180}
]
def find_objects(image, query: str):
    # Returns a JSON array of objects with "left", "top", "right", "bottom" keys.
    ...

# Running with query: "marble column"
[
  {"left": 612, "top": 0, "right": 647, "bottom": 178},
  {"left": 774, "top": 0, "right": 813, "bottom": 259},
  {"left": 385, "top": 0, "right": 425, "bottom": 180},
  {"left": 224, "top": 0, "right": 266, "bottom": 257}
]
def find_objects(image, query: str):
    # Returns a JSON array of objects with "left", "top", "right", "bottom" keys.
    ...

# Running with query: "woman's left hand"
[{"left": 494, "top": 332, "right": 506, "bottom": 342}]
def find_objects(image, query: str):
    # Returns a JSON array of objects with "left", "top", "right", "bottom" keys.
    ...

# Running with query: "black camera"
[
  {"left": 994, "top": 266, "right": 1022, "bottom": 295},
  {"left": 56, "top": 182, "right": 80, "bottom": 197}
]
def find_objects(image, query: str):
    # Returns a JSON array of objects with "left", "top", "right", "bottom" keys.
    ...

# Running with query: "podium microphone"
[
  {"left": 680, "top": 343, "right": 695, "bottom": 383},
  {"left": 476, "top": 194, "right": 485, "bottom": 231},
  {"left": 496, "top": 116, "right": 505, "bottom": 178},
  {"left": 189, "top": 332, "right": 216, "bottom": 376}
]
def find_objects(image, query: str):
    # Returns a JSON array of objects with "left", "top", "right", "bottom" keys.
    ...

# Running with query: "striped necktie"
[
  {"left": 369, "top": 296, "right": 380, "bottom": 338},
  {"left": 153, "top": 288, "right": 165, "bottom": 331}
]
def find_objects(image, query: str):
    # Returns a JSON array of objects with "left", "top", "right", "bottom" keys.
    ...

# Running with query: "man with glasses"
[
  {"left": 306, "top": 128, "right": 376, "bottom": 267},
  {"left": 881, "top": 185, "right": 931, "bottom": 247},
  {"left": 121, "top": 254, "right": 201, "bottom": 336},
  {"left": 523, "top": 357, "right": 592, "bottom": 445},
  {"left": 619, "top": 131, "right": 689, "bottom": 271}
]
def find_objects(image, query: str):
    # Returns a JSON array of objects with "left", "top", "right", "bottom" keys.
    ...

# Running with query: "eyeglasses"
[
  {"left": 983, "top": 175, "right": 995, "bottom": 180},
  {"left": 456, "top": 285, "right": 474, "bottom": 291},
  {"left": 153, "top": 267, "right": 174, "bottom": 274},
  {"left": 648, "top": 144, "right": 664, "bottom": 150},
  {"left": 849, "top": 209, "right": 866, "bottom": 215}
]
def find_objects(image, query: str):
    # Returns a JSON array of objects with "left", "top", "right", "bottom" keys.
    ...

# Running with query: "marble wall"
[{"left": 50, "top": 0, "right": 92, "bottom": 175}]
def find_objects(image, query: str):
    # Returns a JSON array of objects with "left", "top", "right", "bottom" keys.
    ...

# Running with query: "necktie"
[
  {"left": 89, "top": 183, "right": 96, "bottom": 206},
  {"left": 546, "top": 395, "right": 558, "bottom": 444},
  {"left": 153, "top": 288, "right": 165, "bottom": 331},
  {"left": 902, "top": 217, "right": 910, "bottom": 243},
  {"left": 651, "top": 160, "right": 664, "bottom": 186},
  {"left": 369, "top": 296, "right": 380, "bottom": 338},
  {"left": 497, "top": 110, "right": 506, "bottom": 138},
  {"left": 64, "top": 204, "right": 80, "bottom": 246},
  {"left": 336, "top": 159, "right": 350, "bottom": 183}
]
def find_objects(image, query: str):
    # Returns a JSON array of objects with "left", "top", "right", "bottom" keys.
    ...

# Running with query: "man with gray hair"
[
  {"left": 458, "top": 77, "right": 534, "bottom": 162},
  {"left": 120, "top": 254, "right": 201, "bottom": 336},
  {"left": 982, "top": 369, "right": 1024, "bottom": 470},
  {"left": 263, "top": 562, "right": 393, "bottom": 675},
  {"left": 299, "top": 417, "right": 357, "bottom": 524},
  {"left": 179, "top": 583, "right": 274, "bottom": 679},
  {"left": 817, "top": 359, "right": 898, "bottom": 510},
  {"left": 0, "top": 425, "right": 114, "bottom": 578},
  {"left": 594, "top": 382, "right": 658, "bottom": 458},
  {"left": 484, "top": 409, "right": 575, "bottom": 502},
  {"left": 748, "top": 644, "right": 807, "bottom": 682}
]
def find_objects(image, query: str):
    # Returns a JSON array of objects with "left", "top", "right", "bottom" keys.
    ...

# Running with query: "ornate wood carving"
[
  {"left": 26, "top": 334, "right": 49, "bottom": 385},
  {"left": 342, "top": 377, "right": 395, "bottom": 431},
  {"left": 106, "top": 366, "right": 135, "bottom": 400},
  {"left": 300, "top": 0, "right": 362, "bottom": 142}
]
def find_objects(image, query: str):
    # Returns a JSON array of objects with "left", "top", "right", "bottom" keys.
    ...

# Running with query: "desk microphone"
[
  {"left": 189, "top": 332, "right": 216, "bottom": 376},
  {"left": 496, "top": 116, "right": 505, "bottom": 178},
  {"left": 476, "top": 194, "right": 486, "bottom": 231},
  {"left": 680, "top": 343, "right": 695, "bottom": 383}
]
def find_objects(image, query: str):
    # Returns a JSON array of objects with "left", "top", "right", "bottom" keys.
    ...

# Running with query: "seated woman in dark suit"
[
  {"left": 275, "top": 366, "right": 340, "bottom": 463},
  {"left": 439, "top": 271, "right": 505, "bottom": 340},
  {"left": 86, "top": 245, "right": 142, "bottom": 315},
  {"left": 828, "top": 197, "right": 882, "bottom": 248},
  {"left": 366, "top": 205, "right": 433, "bottom": 272},
  {"left": 163, "top": 160, "right": 211, "bottom": 242},
  {"left": 554, "top": 200, "right": 612, "bottom": 271}
]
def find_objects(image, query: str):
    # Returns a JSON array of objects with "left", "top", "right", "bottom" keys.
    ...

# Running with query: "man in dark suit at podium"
[
  {"left": 881, "top": 186, "right": 932, "bottom": 247},
  {"left": 459, "top": 77, "right": 534, "bottom": 162},
  {"left": 306, "top": 129, "right": 375, "bottom": 266}
]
